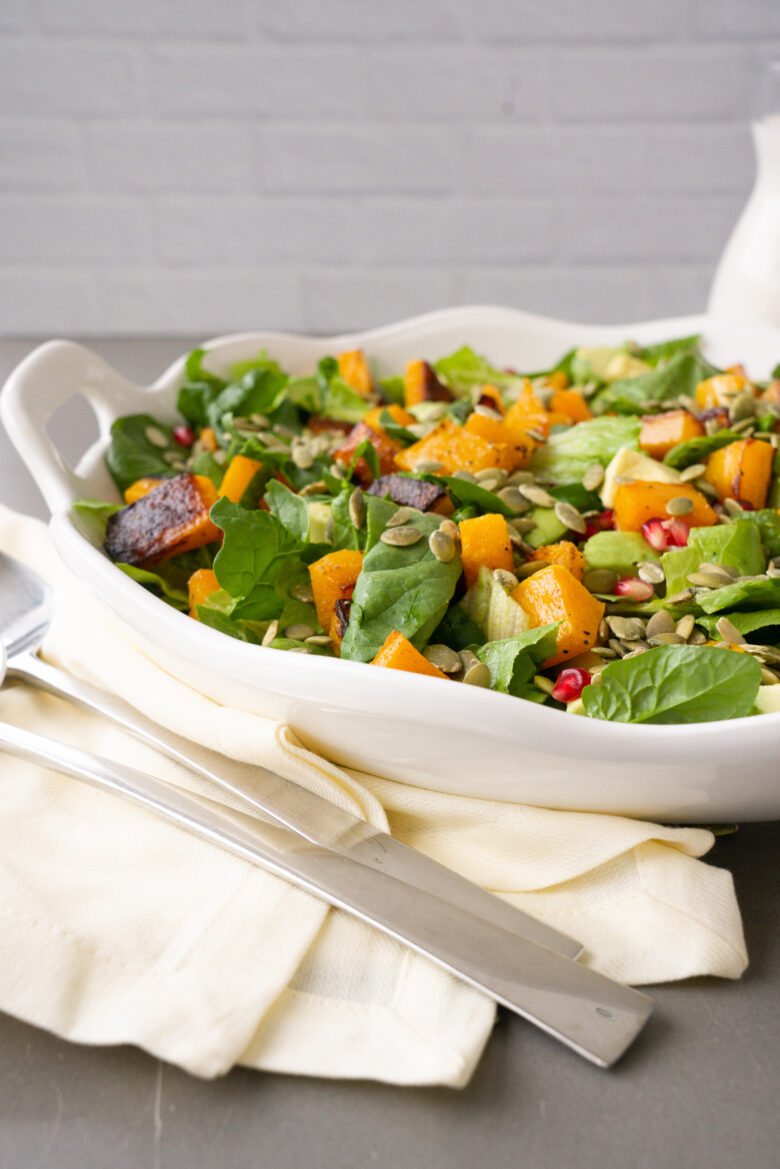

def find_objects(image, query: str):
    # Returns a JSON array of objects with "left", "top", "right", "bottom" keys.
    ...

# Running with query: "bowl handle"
[{"left": 0, "top": 340, "right": 148, "bottom": 515}]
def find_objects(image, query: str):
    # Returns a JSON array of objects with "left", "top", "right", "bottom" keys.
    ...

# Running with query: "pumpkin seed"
[
  {"left": 698, "top": 561, "right": 737, "bottom": 581},
  {"left": 429, "top": 529, "right": 456, "bottom": 562},
  {"left": 525, "top": 428, "right": 547, "bottom": 444},
  {"left": 475, "top": 466, "right": 508, "bottom": 486},
  {"left": 666, "top": 587, "right": 698, "bottom": 604},
  {"left": 622, "top": 645, "right": 649, "bottom": 659},
  {"left": 508, "top": 515, "right": 536, "bottom": 533},
  {"left": 509, "top": 534, "right": 534, "bottom": 556},
  {"left": 646, "top": 631, "right": 685, "bottom": 647},
  {"left": 724, "top": 497, "right": 746, "bottom": 516},
  {"left": 386, "top": 507, "right": 413, "bottom": 528},
  {"left": 768, "top": 562, "right": 780, "bottom": 578},
  {"left": 716, "top": 616, "right": 745, "bottom": 645},
  {"left": 674, "top": 613, "right": 696, "bottom": 641},
  {"left": 438, "top": 518, "right": 460, "bottom": 541},
  {"left": 423, "top": 644, "right": 462, "bottom": 674},
  {"left": 638, "top": 561, "right": 665, "bottom": 584},
  {"left": 598, "top": 617, "right": 610, "bottom": 640},
  {"left": 533, "top": 674, "right": 556, "bottom": 695},
  {"left": 284, "top": 623, "right": 314, "bottom": 641},
  {"left": 325, "top": 515, "right": 335, "bottom": 542},
  {"left": 679, "top": 463, "right": 707, "bottom": 482},
  {"left": 145, "top": 425, "right": 170, "bottom": 449},
  {"left": 519, "top": 483, "right": 555, "bottom": 508},
  {"left": 582, "top": 464, "right": 605, "bottom": 491},
  {"left": 250, "top": 413, "right": 271, "bottom": 428},
  {"left": 760, "top": 667, "right": 780, "bottom": 685},
  {"left": 305, "top": 634, "right": 332, "bottom": 647},
  {"left": 290, "top": 583, "right": 315, "bottom": 603},
  {"left": 613, "top": 474, "right": 636, "bottom": 486},
  {"left": 497, "top": 486, "right": 530, "bottom": 513},
  {"left": 299, "top": 480, "right": 328, "bottom": 496},
  {"left": 452, "top": 469, "right": 477, "bottom": 483},
  {"left": 349, "top": 488, "right": 366, "bottom": 529},
  {"left": 476, "top": 475, "right": 502, "bottom": 493},
  {"left": 413, "top": 459, "right": 445, "bottom": 474},
  {"left": 473, "top": 403, "right": 503, "bottom": 421},
  {"left": 645, "top": 610, "right": 676, "bottom": 638},
  {"left": 494, "top": 568, "right": 519, "bottom": 589},
  {"left": 515, "top": 559, "right": 548, "bottom": 579},
  {"left": 688, "top": 629, "right": 708, "bottom": 645},
  {"left": 687, "top": 571, "right": 730, "bottom": 588},
  {"left": 164, "top": 454, "right": 187, "bottom": 469},
  {"left": 458, "top": 648, "right": 479, "bottom": 672},
  {"left": 291, "top": 444, "right": 314, "bottom": 470},
  {"left": 505, "top": 469, "right": 536, "bottom": 485},
  {"left": 583, "top": 568, "right": 618, "bottom": 594},
  {"left": 462, "top": 661, "right": 491, "bottom": 687},
  {"left": 608, "top": 638, "right": 626, "bottom": 656},
  {"left": 694, "top": 477, "right": 719, "bottom": 497},
  {"left": 666, "top": 496, "right": 694, "bottom": 517},
  {"left": 704, "top": 418, "right": 723, "bottom": 436},
  {"left": 553, "top": 500, "right": 587, "bottom": 534},
  {"left": 729, "top": 392, "right": 756, "bottom": 421},
  {"left": 606, "top": 615, "right": 646, "bottom": 641},
  {"left": 261, "top": 620, "right": 279, "bottom": 647},
  {"left": 380, "top": 525, "right": 424, "bottom": 547},
  {"left": 590, "top": 646, "right": 618, "bottom": 659},
  {"left": 329, "top": 462, "right": 346, "bottom": 479}
]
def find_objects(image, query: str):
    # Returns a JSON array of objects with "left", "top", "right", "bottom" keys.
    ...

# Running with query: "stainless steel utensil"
[{"left": 0, "top": 550, "right": 580, "bottom": 959}]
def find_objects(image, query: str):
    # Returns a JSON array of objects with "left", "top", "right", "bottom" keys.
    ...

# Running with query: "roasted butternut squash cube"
[
  {"left": 458, "top": 513, "right": 514, "bottom": 589},
  {"left": 511, "top": 564, "right": 605, "bottom": 668},
  {"left": 394, "top": 416, "right": 514, "bottom": 475},
  {"left": 703, "top": 438, "right": 774, "bottom": 510},
  {"left": 219, "top": 455, "right": 263, "bottom": 504},
  {"left": 371, "top": 631, "right": 448, "bottom": 679},
  {"left": 362, "top": 403, "right": 417, "bottom": 433},
  {"left": 105, "top": 474, "right": 221, "bottom": 569},
  {"left": 337, "top": 349, "right": 373, "bottom": 397},
  {"left": 549, "top": 389, "right": 593, "bottom": 424},
  {"left": 124, "top": 477, "right": 165, "bottom": 505},
  {"left": 463, "top": 413, "right": 534, "bottom": 469},
  {"left": 639, "top": 410, "right": 704, "bottom": 460},
  {"left": 694, "top": 373, "right": 752, "bottom": 410},
  {"left": 309, "top": 550, "right": 364, "bottom": 634},
  {"left": 527, "top": 540, "right": 585, "bottom": 581},
  {"left": 475, "top": 384, "right": 505, "bottom": 414},
  {"left": 199, "top": 426, "right": 219, "bottom": 453},
  {"left": 332, "top": 422, "right": 401, "bottom": 486},
  {"left": 188, "top": 568, "right": 220, "bottom": 619},
  {"left": 612, "top": 481, "right": 716, "bottom": 531},
  {"left": 403, "top": 360, "right": 453, "bottom": 407},
  {"left": 503, "top": 381, "right": 551, "bottom": 438}
]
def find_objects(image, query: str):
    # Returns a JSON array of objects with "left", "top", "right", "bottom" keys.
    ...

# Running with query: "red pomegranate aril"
[
  {"left": 551, "top": 667, "right": 591, "bottom": 704},
  {"left": 664, "top": 518, "right": 690, "bottom": 547},
  {"left": 641, "top": 517, "right": 669, "bottom": 551},
  {"left": 585, "top": 509, "right": 615, "bottom": 540},
  {"left": 614, "top": 576, "right": 656, "bottom": 601},
  {"left": 173, "top": 424, "right": 196, "bottom": 448}
]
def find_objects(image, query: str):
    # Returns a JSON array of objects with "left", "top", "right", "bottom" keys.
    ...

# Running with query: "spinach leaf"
[
  {"left": 196, "top": 589, "right": 266, "bottom": 643},
  {"left": 321, "top": 377, "right": 367, "bottom": 423},
  {"left": 433, "top": 346, "right": 523, "bottom": 395},
  {"left": 663, "top": 428, "right": 745, "bottom": 469},
  {"left": 378, "top": 408, "right": 418, "bottom": 446},
  {"left": 475, "top": 624, "right": 560, "bottom": 696},
  {"left": 530, "top": 416, "right": 641, "bottom": 484},
  {"left": 753, "top": 509, "right": 780, "bottom": 559},
  {"left": 177, "top": 382, "right": 220, "bottom": 429},
  {"left": 265, "top": 479, "right": 310, "bottom": 542},
  {"left": 348, "top": 439, "right": 380, "bottom": 482},
  {"left": 378, "top": 375, "right": 405, "bottom": 405},
  {"left": 582, "top": 645, "right": 761, "bottom": 724},
  {"left": 188, "top": 450, "right": 224, "bottom": 488},
  {"left": 331, "top": 485, "right": 363, "bottom": 550},
  {"left": 521, "top": 347, "right": 577, "bottom": 382},
  {"left": 104, "top": 414, "right": 179, "bottom": 494},
  {"left": 285, "top": 375, "right": 322, "bottom": 414},
  {"left": 590, "top": 351, "right": 719, "bottom": 415},
  {"left": 206, "top": 362, "right": 289, "bottom": 445},
  {"left": 72, "top": 497, "right": 122, "bottom": 541},
  {"left": 771, "top": 362, "right": 780, "bottom": 380},
  {"left": 340, "top": 498, "right": 462, "bottom": 662},
  {"left": 185, "top": 347, "right": 227, "bottom": 391},
  {"left": 211, "top": 497, "right": 303, "bottom": 603},
  {"left": 697, "top": 608, "right": 780, "bottom": 642},
  {"left": 433, "top": 474, "right": 518, "bottom": 517},
  {"left": 116, "top": 563, "right": 190, "bottom": 610},
  {"left": 548, "top": 482, "right": 603, "bottom": 513},
  {"left": 430, "top": 605, "right": 485, "bottom": 651},
  {"left": 638, "top": 334, "right": 702, "bottom": 366}
]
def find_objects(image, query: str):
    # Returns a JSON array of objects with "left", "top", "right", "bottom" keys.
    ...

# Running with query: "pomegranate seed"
[
  {"left": 551, "top": 667, "right": 592, "bottom": 704},
  {"left": 584, "top": 509, "right": 615, "bottom": 540},
  {"left": 641, "top": 518, "right": 669, "bottom": 551},
  {"left": 173, "top": 424, "right": 195, "bottom": 448},
  {"left": 664, "top": 518, "right": 690, "bottom": 546},
  {"left": 614, "top": 576, "right": 656, "bottom": 601}
]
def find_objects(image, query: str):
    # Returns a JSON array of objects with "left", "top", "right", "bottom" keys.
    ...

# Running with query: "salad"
[{"left": 76, "top": 335, "right": 780, "bottom": 726}]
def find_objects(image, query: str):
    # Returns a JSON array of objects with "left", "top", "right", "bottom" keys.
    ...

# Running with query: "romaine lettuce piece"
[
  {"left": 461, "top": 566, "right": 530, "bottom": 641},
  {"left": 529, "top": 416, "right": 641, "bottom": 484}
]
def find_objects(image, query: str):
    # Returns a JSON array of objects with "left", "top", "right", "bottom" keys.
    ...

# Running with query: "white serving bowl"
[{"left": 3, "top": 306, "right": 780, "bottom": 822}]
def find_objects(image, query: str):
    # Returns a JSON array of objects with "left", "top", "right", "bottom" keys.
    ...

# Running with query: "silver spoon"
[
  {"left": 0, "top": 632, "right": 654, "bottom": 1068},
  {"left": 0, "top": 549, "right": 582, "bottom": 958}
]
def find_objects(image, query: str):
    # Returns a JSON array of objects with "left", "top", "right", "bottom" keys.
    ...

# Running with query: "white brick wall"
[{"left": 0, "top": 0, "right": 778, "bottom": 336}]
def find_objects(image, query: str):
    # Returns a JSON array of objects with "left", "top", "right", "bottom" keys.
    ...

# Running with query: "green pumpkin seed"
[
  {"left": 462, "top": 661, "right": 491, "bottom": 687},
  {"left": 515, "top": 559, "right": 548, "bottom": 579},
  {"left": 638, "top": 561, "right": 665, "bottom": 584},
  {"left": 413, "top": 459, "right": 445, "bottom": 474},
  {"left": 429, "top": 530, "right": 456, "bottom": 562},
  {"left": 305, "top": 634, "right": 333, "bottom": 647},
  {"left": 716, "top": 616, "right": 745, "bottom": 645},
  {"left": 679, "top": 463, "right": 707, "bottom": 482},
  {"left": 519, "top": 483, "right": 556, "bottom": 508},
  {"left": 386, "top": 507, "right": 413, "bottom": 528},
  {"left": 145, "top": 425, "right": 170, "bottom": 449},
  {"left": 261, "top": 620, "right": 279, "bottom": 647},
  {"left": 674, "top": 614, "right": 696, "bottom": 641},
  {"left": 349, "top": 488, "right": 366, "bottom": 529},
  {"left": 533, "top": 674, "right": 556, "bottom": 695},
  {"left": 493, "top": 568, "right": 519, "bottom": 590},
  {"left": 423, "top": 644, "right": 463, "bottom": 674},
  {"left": 380, "top": 525, "right": 424, "bottom": 547},
  {"left": 665, "top": 496, "right": 694, "bottom": 517},
  {"left": 645, "top": 610, "right": 676, "bottom": 638},
  {"left": 553, "top": 500, "right": 587, "bottom": 534},
  {"left": 284, "top": 623, "right": 315, "bottom": 641},
  {"left": 583, "top": 568, "right": 618, "bottom": 594},
  {"left": 290, "top": 583, "right": 315, "bottom": 604},
  {"left": 582, "top": 464, "right": 605, "bottom": 491},
  {"left": 646, "top": 632, "right": 685, "bottom": 647},
  {"left": 606, "top": 616, "right": 646, "bottom": 641}
]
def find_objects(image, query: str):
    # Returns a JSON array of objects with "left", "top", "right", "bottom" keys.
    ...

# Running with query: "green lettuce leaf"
[
  {"left": 529, "top": 416, "right": 641, "bottom": 484},
  {"left": 72, "top": 497, "right": 122, "bottom": 541},
  {"left": 264, "top": 479, "right": 310, "bottom": 542},
  {"left": 115, "top": 563, "right": 189, "bottom": 610},
  {"left": 461, "top": 566, "right": 531, "bottom": 642},
  {"left": 590, "top": 350, "right": 719, "bottom": 415},
  {"left": 697, "top": 576, "right": 780, "bottom": 614},
  {"left": 475, "top": 624, "right": 560, "bottom": 696},
  {"left": 582, "top": 645, "right": 761, "bottom": 723},
  {"left": 340, "top": 498, "right": 462, "bottom": 662},
  {"left": 638, "top": 334, "right": 702, "bottom": 366},
  {"left": 433, "top": 346, "right": 523, "bottom": 395},
  {"left": 696, "top": 608, "right": 780, "bottom": 642},
  {"left": 753, "top": 509, "right": 780, "bottom": 559},
  {"left": 662, "top": 520, "right": 765, "bottom": 599},
  {"left": 211, "top": 496, "right": 303, "bottom": 605}
]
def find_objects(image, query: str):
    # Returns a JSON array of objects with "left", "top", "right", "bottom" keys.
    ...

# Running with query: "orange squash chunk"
[
  {"left": 371, "top": 631, "right": 448, "bottom": 679},
  {"left": 333, "top": 421, "right": 400, "bottom": 486},
  {"left": 639, "top": 409, "right": 704, "bottom": 460},
  {"left": 476, "top": 384, "right": 505, "bottom": 414},
  {"left": 395, "top": 416, "right": 514, "bottom": 475},
  {"left": 527, "top": 540, "right": 585, "bottom": 581},
  {"left": 362, "top": 402, "right": 417, "bottom": 433},
  {"left": 550, "top": 389, "right": 593, "bottom": 424},
  {"left": 337, "top": 349, "right": 373, "bottom": 397},
  {"left": 703, "top": 438, "right": 774, "bottom": 510},
  {"left": 463, "top": 413, "right": 534, "bottom": 469},
  {"left": 219, "top": 454, "right": 263, "bottom": 504},
  {"left": 199, "top": 426, "right": 219, "bottom": 453},
  {"left": 504, "top": 381, "right": 551, "bottom": 438},
  {"left": 188, "top": 568, "right": 219, "bottom": 619},
  {"left": 105, "top": 474, "right": 221, "bottom": 569},
  {"left": 511, "top": 564, "right": 605, "bottom": 668},
  {"left": 124, "top": 477, "right": 164, "bottom": 505},
  {"left": 403, "top": 360, "right": 453, "bottom": 407},
  {"left": 308, "top": 550, "right": 364, "bottom": 633},
  {"left": 612, "top": 481, "right": 716, "bottom": 531},
  {"left": 458, "top": 513, "right": 514, "bottom": 589},
  {"left": 694, "top": 373, "right": 752, "bottom": 410}
]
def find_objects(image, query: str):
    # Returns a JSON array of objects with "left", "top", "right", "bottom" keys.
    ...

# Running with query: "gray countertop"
[{"left": 0, "top": 339, "right": 778, "bottom": 1169}]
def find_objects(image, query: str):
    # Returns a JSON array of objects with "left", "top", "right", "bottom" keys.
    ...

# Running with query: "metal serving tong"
[{"left": 0, "top": 551, "right": 653, "bottom": 1066}]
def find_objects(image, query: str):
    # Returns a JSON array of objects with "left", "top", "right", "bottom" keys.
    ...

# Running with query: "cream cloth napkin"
[{"left": 0, "top": 505, "right": 748, "bottom": 1087}]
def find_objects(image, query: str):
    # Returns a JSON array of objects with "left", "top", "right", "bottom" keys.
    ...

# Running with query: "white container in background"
[{"left": 708, "top": 65, "right": 780, "bottom": 327}]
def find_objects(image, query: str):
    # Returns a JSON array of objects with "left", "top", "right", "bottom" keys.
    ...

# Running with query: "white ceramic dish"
[{"left": 3, "top": 306, "right": 780, "bottom": 822}]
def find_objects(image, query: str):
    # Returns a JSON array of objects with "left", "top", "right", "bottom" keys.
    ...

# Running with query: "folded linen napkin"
[{"left": 0, "top": 505, "right": 748, "bottom": 1086}]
